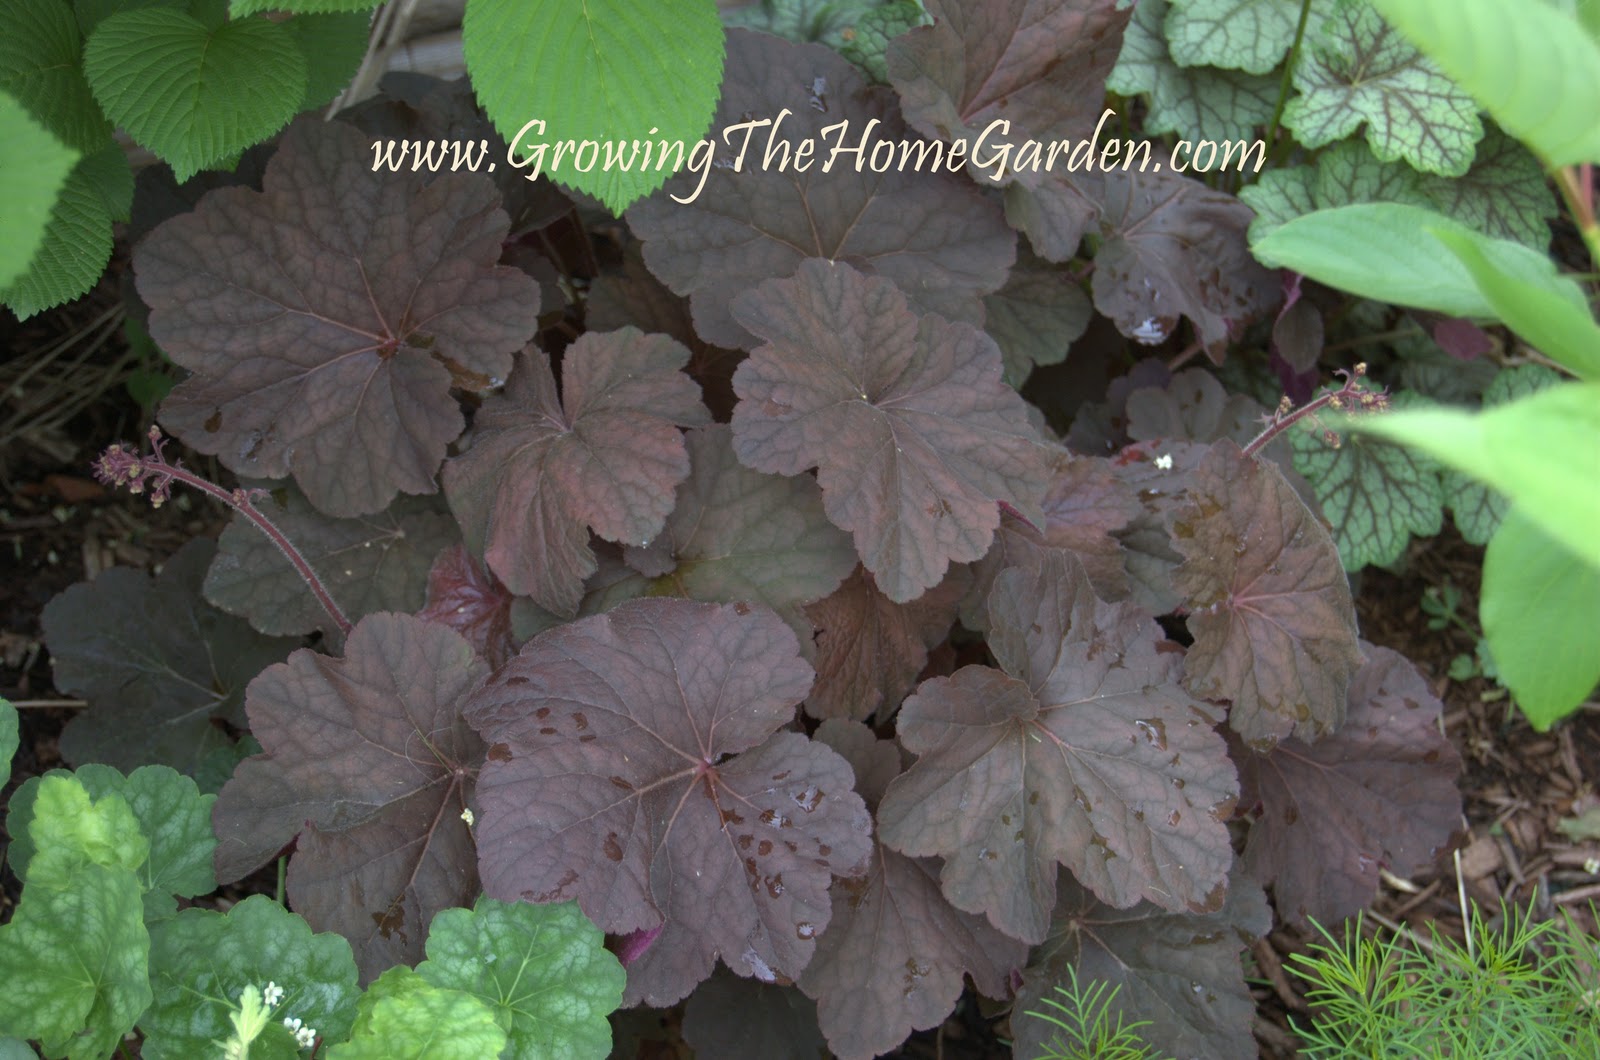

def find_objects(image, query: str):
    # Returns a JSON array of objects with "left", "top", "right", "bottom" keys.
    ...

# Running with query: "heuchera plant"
[{"left": 23, "top": 0, "right": 1566, "bottom": 1056}]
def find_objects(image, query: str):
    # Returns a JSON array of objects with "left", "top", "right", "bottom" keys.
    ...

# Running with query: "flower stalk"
[{"left": 1242, "top": 363, "right": 1391, "bottom": 459}]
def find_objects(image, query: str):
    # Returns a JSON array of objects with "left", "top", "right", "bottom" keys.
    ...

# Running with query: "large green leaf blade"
[
  {"left": 0, "top": 698, "right": 15, "bottom": 790},
  {"left": 1370, "top": 0, "right": 1600, "bottom": 166},
  {"left": 83, "top": 8, "right": 307, "bottom": 181},
  {"left": 463, "top": 0, "right": 725, "bottom": 213},
  {"left": 0, "top": 0, "right": 112, "bottom": 152},
  {"left": 1481, "top": 507, "right": 1600, "bottom": 729},
  {"left": 1349, "top": 382, "right": 1600, "bottom": 570},
  {"left": 0, "top": 92, "right": 80, "bottom": 289},
  {"left": 0, "top": 147, "right": 115, "bottom": 319}
]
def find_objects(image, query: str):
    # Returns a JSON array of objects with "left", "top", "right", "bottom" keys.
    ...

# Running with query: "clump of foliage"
[
  {"left": 1288, "top": 901, "right": 1600, "bottom": 1058},
  {"left": 1022, "top": 964, "right": 1165, "bottom": 1060}
]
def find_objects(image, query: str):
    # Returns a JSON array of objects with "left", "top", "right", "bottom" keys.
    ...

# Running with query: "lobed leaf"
[
  {"left": 1165, "top": 0, "right": 1314, "bottom": 73},
  {"left": 464, "top": 598, "right": 873, "bottom": 1007},
  {"left": 327, "top": 979, "right": 505, "bottom": 1060},
  {"left": 443, "top": 334, "right": 710, "bottom": 616},
  {"left": 1235, "top": 643, "right": 1462, "bottom": 925},
  {"left": 212, "top": 614, "right": 489, "bottom": 980},
  {"left": 731, "top": 259, "right": 1051, "bottom": 602},
  {"left": 415, "top": 543, "right": 517, "bottom": 670},
  {"left": 1173, "top": 440, "right": 1363, "bottom": 747},
  {"left": 982, "top": 248, "right": 1093, "bottom": 387},
  {"left": 878, "top": 554, "right": 1238, "bottom": 943},
  {"left": 136, "top": 116, "right": 539, "bottom": 517}
]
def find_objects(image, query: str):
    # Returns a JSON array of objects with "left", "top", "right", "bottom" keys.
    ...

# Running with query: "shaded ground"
[{"left": 3, "top": 288, "right": 1597, "bottom": 1059}]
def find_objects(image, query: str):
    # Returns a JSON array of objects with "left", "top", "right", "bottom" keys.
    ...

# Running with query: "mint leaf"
[
  {"left": 464, "top": 598, "right": 873, "bottom": 1007},
  {"left": 730, "top": 259, "right": 1051, "bottom": 603},
  {"left": 442, "top": 334, "right": 709, "bottom": 617},
  {"left": 1109, "top": 0, "right": 1279, "bottom": 143},
  {"left": 463, "top": 0, "right": 724, "bottom": 213},
  {"left": 0, "top": 92, "right": 79, "bottom": 289},
  {"left": 878, "top": 554, "right": 1239, "bottom": 943},
  {"left": 84, "top": 8, "right": 307, "bottom": 181},
  {"left": 417, "top": 898, "right": 625, "bottom": 1059},
  {"left": 1172, "top": 440, "right": 1363, "bottom": 747},
  {"left": 627, "top": 30, "right": 1014, "bottom": 350},
  {"left": 1166, "top": 0, "right": 1314, "bottom": 73},
  {"left": 212, "top": 614, "right": 488, "bottom": 979},
  {"left": 0, "top": 865, "right": 151, "bottom": 1060},
  {"left": 0, "top": 0, "right": 111, "bottom": 152},
  {"left": 41, "top": 539, "right": 297, "bottom": 775},
  {"left": 135, "top": 116, "right": 539, "bottom": 517},
  {"left": 1282, "top": 0, "right": 1481, "bottom": 175},
  {"left": 1236, "top": 644, "right": 1462, "bottom": 926},
  {"left": 1290, "top": 391, "right": 1443, "bottom": 569},
  {"left": 143, "top": 896, "right": 360, "bottom": 1060}
]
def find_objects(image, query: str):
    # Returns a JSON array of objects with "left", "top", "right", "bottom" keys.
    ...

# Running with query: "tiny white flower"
[
  {"left": 262, "top": 982, "right": 284, "bottom": 1007},
  {"left": 283, "top": 1016, "right": 302, "bottom": 1033},
  {"left": 295, "top": 1025, "right": 318, "bottom": 1048},
  {"left": 1154, "top": 453, "right": 1174, "bottom": 470},
  {"left": 1585, "top": 856, "right": 1600, "bottom": 876},
  {"left": 461, "top": 807, "right": 475, "bottom": 827}
]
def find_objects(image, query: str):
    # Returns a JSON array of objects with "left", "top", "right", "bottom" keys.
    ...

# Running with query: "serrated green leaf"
[
  {"left": 84, "top": 8, "right": 307, "bottom": 182},
  {"left": 142, "top": 896, "right": 360, "bottom": 1060},
  {"left": 1482, "top": 507, "right": 1600, "bottom": 730},
  {"left": 418, "top": 898, "right": 625, "bottom": 1059},
  {"left": 1251, "top": 203, "right": 1588, "bottom": 321},
  {"left": 71, "top": 765, "right": 218, "bottom": 921},
  {"left": 1371, "top": 0, "right": 1600, "bottom": 167},
  {"left": 0, "top": 698, "right": 15, "bottom": 790},
  {"left": 1443, "top": 365, "right": 1562, "bottom": 544},
  {"left": 1350, "top": 382, "right": 1600, "bottom": 570},
  {"left": 0, "top": 1037, "right": 38, "bottom": 1059},
  {"left": 0, "top": 0, "right": 113, "bottom": 152},
  {"left": 0, "top": 865, "right": 151, "bottom": 1060},
  {"left": 463, "top": 0, "right": 725, "bottom": 213},
  {"left": 1283, "top": 0, "right": 1480, "bottom": 175},
  {"left": 1110, "top": 0, "right": 1279, "bottom": 144},
  {"left": 327, "top": 974, "right": 507, "bottom": 1060},
  {"left": 0, "top": 93, "right": 79, "bottom": 289},
  {"left": 1291, "top": 392, "right": 1443, "bottom": 569},
  {"left": 1166, "top": 0, "right": 1315, "bottom": 74},
  {"left": 825, "top": 0, "right": 929, "bottom": 83},
  {"left": 77, "top": 141, "right": 134, "bottom": 222},
  {"left": 0, "top": 136, "right": 115, "bottom": 319},
  {"left": 75, "top": 0, "right": 188, "bottom": 37},
  {"left": 285, "top": 11, "right": 371, "bottom": 110},
  {"left": 232, "top": 0, "right": 381, "bottom": 13},
  {"left": 26, "top": 775, "right": 149, "bottom": 891}
]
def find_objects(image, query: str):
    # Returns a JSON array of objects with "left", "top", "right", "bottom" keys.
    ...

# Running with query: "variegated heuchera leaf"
[
  {"left": 463, "top": 598, "right": 873, "bottom": 1007},
  {"left": 135, "top": 116, "right": 540, "bottom": 517},
  {"left": 730, "top": 259, "right": 1051, "bottom": 603},
  {"left": 877, "top": 554, "right": 1238, "bottom": 944}
]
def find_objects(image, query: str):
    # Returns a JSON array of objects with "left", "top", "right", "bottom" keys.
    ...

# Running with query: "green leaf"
[
  {"left": 328, "top": 970, "right": 507, "bottom": 1060},
  {"left": 1481, "top": 507, "right": 1600, "bottom": 729},
  {"left": 1251, "top": 202, "right": 1588, "bottom": 320},
  {"left": 0, "top": 699, "right": 16, "bottom": 791},
  {"left": 285, "top": 11, "right": 371, "bottom": 110},
  {"left": 417, "top": 898, "right": 625, "bottom": 1059},
  {"left": 1429, "top": 226, "right": 1600, "bottom": 381},
  {"left": 26, "top": 774, "right": 149, "bottom": 891},
  {"left": 723, "top": 0, "right": 879, "bottom": 41},
  {"left": 0, "top": 865, "right": 151, "bottom": 1060},
  {"left": 1442, "top": 365, "right": 1563, "bottom": 545},
  {"left": 0, "top": 0, "right": 113, "bottom": 152},
  {"left": 0, "top": 92, "right": 80, "bottom": 289},
  {"left": 1282, "top": 0, "right": 1481, "bottom": 175},
  {"left": 1349, "top": 382, "right": 1600, "bottom": 571},
  {"left": 83, "top": 8, "right": 307, "bottom": 182},
  {"left": 1290, "top": 392, "right": 1443, "bottom": 570},
  {"left": 69, "top": 765, "right": 218, "bottom": 922},
  {"left": 463, "top": 0, "right": 725, "bottom": 213},
  {"left": 1166, "top": 0, "right": 1314, "bottom": 74},
  {"left": 142, "top": 896, "right": 361, "bottom": 1060},
  {"left": 1110, "top": 0, "right": 1279, "bottom": 144},
  {"left": 0, "top": 146, "right": 115, "bottom": 318},
  {"left": 0, "top": 1037, "right": 38, "bottom": 1060},
  {"left": 75, "top": 0, "right": 188, "bottom": 37},
  {"left": 232, "top": 0, "right": 382, "bottom": 13},
  {"left": 1370, "top": 0, "right": 1600, "bottom": 167},
  {"left": 825, "top": 0, "right": 929, "bottom": 83},
  {"left": 1415, "top": 126, "right": 1555, "bottom": 250}
]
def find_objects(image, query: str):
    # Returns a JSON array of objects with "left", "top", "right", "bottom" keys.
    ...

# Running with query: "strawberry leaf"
[
  {"left": 730, "top": 259, "right": 1051, "bottom": 603},
  {"left": 443, "top": 334, "right": 709, "bottom": 617},
  {"left": 626, "top": 29, "right": 1014, "bottom": 350},
  {"left": 1173, "top": 440, "right": 1363, "bottom": 747},
  {"left": 1236, "top": 643, "right": 1462, "bottom": 926},
  {"left": 212, "top": 614, "right": 489, "bottom": 980},
  {"left": 135, "top": 116, "right": 539, "bottom": 517},
  {"left": 463, "top": 598, "right": 873, "bottom": 1007},
  {"left": 878, "top": 554, "right": 1238, "bottom": 943}
]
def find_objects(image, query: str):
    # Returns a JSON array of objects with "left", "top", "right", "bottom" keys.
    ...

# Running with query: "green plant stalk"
[
  {"left": 1555, "top": 163, "right": 1600, "bottom": 274},
  {"left": 1264, "top": 0, "right": 1315, "bottom": 160}
]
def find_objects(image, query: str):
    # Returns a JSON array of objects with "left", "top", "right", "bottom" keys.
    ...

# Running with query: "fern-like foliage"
[{"left": 1022, "top": 965, "right": 1167, "bottom": 1060}]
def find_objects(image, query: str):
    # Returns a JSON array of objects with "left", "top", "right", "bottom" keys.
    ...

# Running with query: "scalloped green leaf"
[
  {"left": 328, "top": 971, "right": 506, "bottom": 1060},
  {"left": 23, "top": 775, "right": 148, "bottom": 895},
  {"left": 0, "top": 92, "right": 79, "bottom": 289},
  {"left": 463, "top": 0, "right": 725, "bottom": 213},
  {"left": 0, "top": 0, "right": 112, "bottom": 152},
  {"left": 1290, "top": 391, "right": 1443, "bottom": 570},
  {"left": 0, "top": 865, "right": 151, "bottom": 1060},
  {"left": 1370, "top": 0, "right": 1600, "bottom": 166},
  {"left": 233, "top": 0, "right": 381, "bottom": 13},
  {"left": 417, "top": 898, "right": 625, "bottom": 1059},
  {"left": 84, "top": 8, "right": 307, "bottom": 181},
  {"left": 1283, "top": 0, "right": 1481, "bottom": 175},
  {"left": 1109, "top": 0, "right": 1279, "bottom": 144},
  {"left": 0, "top": 698, "right": 15, "bottom": 790},
  {"left": 1, "top": 147, "right": 114, "bottom": 319},
  {"left": 1166, "top": 0, "right": 1314, "bottom": 74},
  {"left": 1443, "top": 365, "right": 1562, "bottom": 545},
  {"left": 827, "top": 0, "right": 929, "bottom": 82},
  {"left": 142, "top": 896, "right": 360, "bottom": 1060}
]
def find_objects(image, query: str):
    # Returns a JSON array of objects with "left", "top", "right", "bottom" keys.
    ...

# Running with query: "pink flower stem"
[{"left": 1241, "top": 363, "right": 1389, "bottom": 460}]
